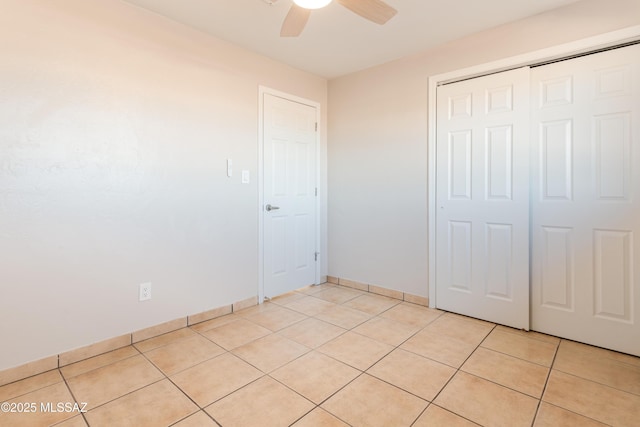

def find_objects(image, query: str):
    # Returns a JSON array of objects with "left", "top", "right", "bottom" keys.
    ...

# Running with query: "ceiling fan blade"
[
  {"left": 280, "top": 5, "right": 311, "bottom": 37},
  {"left": 337, "top": 0, "right": 397, "bottom": 25}
]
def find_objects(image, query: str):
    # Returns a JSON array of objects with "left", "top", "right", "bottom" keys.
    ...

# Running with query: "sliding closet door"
[
  {"left": 531, "top": 44, "right": 640, "bottom": 356},
  {"left": 435, "top": 67, "right": 530, "bottom": 330}
]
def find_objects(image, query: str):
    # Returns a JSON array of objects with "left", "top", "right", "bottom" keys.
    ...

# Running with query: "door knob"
[{"left": 265, "top": 204, "right": 280, "bottom": 212}]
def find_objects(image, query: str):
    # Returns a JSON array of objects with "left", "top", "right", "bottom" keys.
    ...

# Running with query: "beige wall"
[
  {"left": 0, "top": 0, "right": 327, "bottom": 370},
  {"left": 327, "top": 0, "right": 640, "bottom": 297}
]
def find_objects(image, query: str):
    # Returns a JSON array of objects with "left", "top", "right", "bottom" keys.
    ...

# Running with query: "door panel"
[
  {"left": 540, "top": 226, "right": 574, "bottom": 311},
  {"left": 486, "top": 125, "right": 513, "bottom": 200},
  {"left": 540, "top": 120, "right": 572, "bottom": 200},
  {"left": 449, "top": 220, "right": 472, "bottom": 292},
  {"left": 263, "top": 93, "right": 317, "bottom": 298},
  {"left": 436, "top": 67, "right": 530, "bottom": 330},
  {"left": 485, "top": 223, "right": 513, "bottom": 300},
  {"left": 531, "top": 44, "right": 640, "bottom": 356},
  {"left": 594, "top": 113, "right": 631, "bottom": 199}
]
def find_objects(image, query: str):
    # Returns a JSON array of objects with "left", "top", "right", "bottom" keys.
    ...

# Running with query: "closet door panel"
[
  {"left": 531, "top": 44, "right": 640, "bottom": 356},
  {"left": 436, "top": 67, "right": 530, "bottom": 330}
]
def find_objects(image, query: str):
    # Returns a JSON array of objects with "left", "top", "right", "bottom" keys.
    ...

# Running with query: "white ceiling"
[{"left": 122, "top": 0, "right": 582, "bottom": 78}]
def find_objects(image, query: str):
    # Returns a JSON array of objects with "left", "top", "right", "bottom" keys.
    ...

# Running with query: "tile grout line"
[
  {"left": 146, "top": 332, "right": 283, "bottom": 426},
  {"left": 223, "top": 292, "right": 356, "bottom": 425},
  {"left": 297, "top": 290, "right": 454, "bottom": 425},
  {"left": 549, "top": 342, "right": 640, "bottom": 396},
  {"left": 54, "top": 368, "right": 89, "bottom": 427},
  {"left": 308, "top": 294, "right": 438, "bottom": 425},
  {"left": 146, "top": 301, "right": 301, "bottom": 424},
  {"left": 344, "top": 300, "right": 488, "bottom": 426},
  {"left": 447, "top": 324, "right": 563, "bottom": 423},
  {"left": 179, "top": 294, "right": 332, "bottom": 424},
  {"left": 424, "top": 323, "right": 499, "bottom": 422},
  {"left": 59, "top": 347, "right": 144, "bottom": 384},
  {"left": 474, "top": 338, "right": 557, "bottom": 368},
  {"left": 59, "top": 346, "right": 155, "bottom": 426},
  {"left": 66, "top": 340, "right": 192, "bottom": 425},
  {"left": 408, "top": 405, "right": 430, "bottom": 427},
  {"left": 137, "top": 348, "right": 199, "bottom": 408},
  {"left": 271, "top": 288, "right": 425, "bottom": 425},
  {"left": 216, "top": 299, "right": 348, "bottom": 425},
  {"left": 378, "top": 308, "right": 450, "bottom": 427},
  {"left": 529, "top": 337, "right": 562, "bottom": 427}
]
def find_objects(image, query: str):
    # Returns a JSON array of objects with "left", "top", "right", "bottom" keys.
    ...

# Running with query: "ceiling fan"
[{"left": 272, "top": 0, "right": 398, "bottom": 37}]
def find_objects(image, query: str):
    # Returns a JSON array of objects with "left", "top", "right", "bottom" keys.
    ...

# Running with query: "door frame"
[
  {"left": 427, "top": 25, "right": 640, "bottom": 308},
  {"left": 258, "top": 86, "right": 322, "bottom": 303}
]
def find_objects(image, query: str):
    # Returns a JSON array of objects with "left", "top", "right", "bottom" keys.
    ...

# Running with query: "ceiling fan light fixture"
[{"left": 293, "top": 0, "right": 332, "bottom": 10}]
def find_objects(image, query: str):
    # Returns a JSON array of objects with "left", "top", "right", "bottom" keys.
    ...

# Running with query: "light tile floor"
[{"left": 2, "top": 283, "right": 640, "bottom": 426}]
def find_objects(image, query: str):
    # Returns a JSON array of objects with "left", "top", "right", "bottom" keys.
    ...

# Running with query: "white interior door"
[
  {"left": 531, "top": 44, "right": 640, "bottom": 356},
  {"left": 435, "top": 67, "right": 531, "bottom": 330},
  {"left": 263, "top": 93, "right": 318, "bottom": 298}
]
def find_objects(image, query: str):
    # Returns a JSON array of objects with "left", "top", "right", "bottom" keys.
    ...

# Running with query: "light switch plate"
[
  {"left": 242, "top": 170, "right": 250, "bottom": 184},
  {"left": 227, "top": 159, "right": 232, "bottom": 177}
]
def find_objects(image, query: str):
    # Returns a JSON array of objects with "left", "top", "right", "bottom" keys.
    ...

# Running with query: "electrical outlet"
[{"left": 139, "top": 282, "right": 152, "bottom": 301}]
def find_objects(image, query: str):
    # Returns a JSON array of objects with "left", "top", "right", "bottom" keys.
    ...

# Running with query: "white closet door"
[
  {"left": 436, "top": 67, "right": 530, "bottom": 330},
  {"left": 531, "top": 44, "right": 640, "bottom": 356}
]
